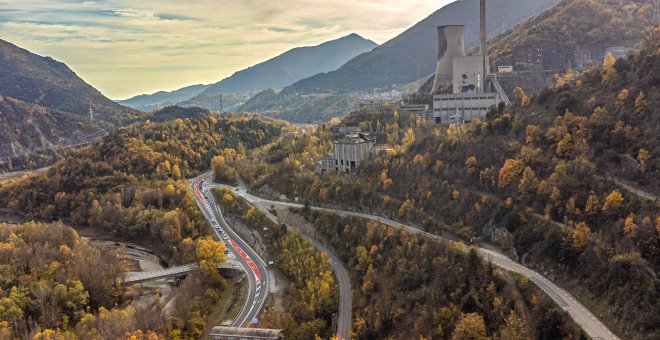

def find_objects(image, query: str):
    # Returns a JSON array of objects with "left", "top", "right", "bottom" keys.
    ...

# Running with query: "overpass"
[{"left": 122, "top": 260, "right": 243, "bottom": 284}]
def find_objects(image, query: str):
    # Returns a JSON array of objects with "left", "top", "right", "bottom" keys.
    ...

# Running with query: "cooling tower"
[{"left": 431, "top": 25, "right": 465, "bottom": 94}]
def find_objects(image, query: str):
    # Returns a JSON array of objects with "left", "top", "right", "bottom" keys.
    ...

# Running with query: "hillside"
[
  {"left": 239, "top": 90, "right": 357, "bottom": 123},
  {"left": 0, "top": 109, "right": 287, "bottom": 338},
  {"left": 118, "top": 84, "right": 210, "bottom": 112},
  {"left": 0, "top": 96, "right": 102, "bottom": 160},
  {"left": 0, "top": 39, "right": 136, "bottom": 123},
  {"left": 230, "top": 30, "right": 660, "bottom": 339},
  {"left": 489, "top": 0, "right": 657, "bottom": 68},
  {"left": 0, "top": 39, "right": 138, "bottom": 167}
]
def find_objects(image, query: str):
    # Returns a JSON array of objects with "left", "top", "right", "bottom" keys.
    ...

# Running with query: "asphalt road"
[
  {"left": 190, "top": 173, "right": 270, "bottom": 327},
  {"left": 212, "top": 185, "right": 620, "bottom": 340},
  {"left": 211, "top": 183, "right": 353, "bottom": 340}
]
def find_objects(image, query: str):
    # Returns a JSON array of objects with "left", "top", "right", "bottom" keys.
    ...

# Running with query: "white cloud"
[{"left": 0, "top": 0, "right": 451, "bottom": 98}]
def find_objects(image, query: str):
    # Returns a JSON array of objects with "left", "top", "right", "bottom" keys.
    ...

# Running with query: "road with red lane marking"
[{"left": 190, "top": 172, "right": 269, "bottom": 328}]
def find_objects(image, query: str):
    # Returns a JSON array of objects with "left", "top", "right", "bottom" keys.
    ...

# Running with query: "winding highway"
[
  {"left": 190, "top": 173, "right": 269, "bottom": 327},
  {"left": 234, "top": 185, "right": 352, "bottom": 340},
  {"left": 209, "top": 183, "right": 620, "bottom": 340}
]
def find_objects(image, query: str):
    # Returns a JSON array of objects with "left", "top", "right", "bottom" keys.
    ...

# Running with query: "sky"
[{"left": 0, "top": 0, "right": 452, "bottom": 99}]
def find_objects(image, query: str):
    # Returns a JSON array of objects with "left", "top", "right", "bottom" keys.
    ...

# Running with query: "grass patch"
[{"left": 202, "top": 276, "right": 248, "bottom": 334}]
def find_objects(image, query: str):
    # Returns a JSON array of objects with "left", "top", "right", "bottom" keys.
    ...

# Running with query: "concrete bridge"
[{"left": 122, "top": 260, "right": 243, "bottom": 284}]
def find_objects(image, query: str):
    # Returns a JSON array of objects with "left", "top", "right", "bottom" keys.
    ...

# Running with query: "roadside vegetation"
[
  {"left": 298, "top": 210, "right": 583, "bottom": 339},
  {"left": 214, "top": 189, "right": 338, "bottom": 339}
]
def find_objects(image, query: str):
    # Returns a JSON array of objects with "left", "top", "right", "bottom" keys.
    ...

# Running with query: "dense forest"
[
  {"left": 0, "top": 221, "right": 230, "bottom": 339},
  {"left": 0, "top": 110, "right": 287, "bottom": 337},
  {"left": 0, "top": 221, "right": 158, "bottom": 338},
  {"left": 300, "top": 210, "right": 583, "bottom": 339},
  {"left": 214, "top": 188, "right": 339, "bottom": 339},
  {"left": 0, "top": 111, "right": 285, "bottom": 258},
  {"left": 230, "top": 30, "right": 659, "bottom": 339}
]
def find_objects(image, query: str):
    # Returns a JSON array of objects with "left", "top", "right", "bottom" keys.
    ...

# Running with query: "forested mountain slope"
[
  {"left": 0, "top": 39, "right": 138, "bottom": 168},
  {"left": 0, "top": 108, "right": 287, "bottom": 338},
  {"left": 231, "top": 29, "right": 660, "bottom": 339},
  {"left": 0, "top": 97, "right": 101, "bottom": 158},
  {"left": 0, "top": 108, "right": 285, "bottom": 257},
  {"left": 489, "top": 0, "right": 657, "bottom": 65}
]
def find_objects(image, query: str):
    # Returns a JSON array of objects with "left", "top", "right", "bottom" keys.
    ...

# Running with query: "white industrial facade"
[
  {"left": 453, "top": 56, "right": 484, "bottom": 94},
  {"left": 432, "top": 93, "right": 498, "bottom": 124}
]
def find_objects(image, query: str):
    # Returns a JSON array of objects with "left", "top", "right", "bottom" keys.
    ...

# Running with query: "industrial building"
[
  {"left": 209, "top": 326, "right": 284, "bottom": 340},
  {"left": 315, "top": 133, "right": 375, "bottom": 174},
  {"left": 400, "top": 104, "right": 430, "bottom": 119},
  {"left": 433, "top": 93, "right": 498, "bottom": 124},
  {"left": 429, "top": 0, "right": 504, "bottom": 125},
  {"left": 359, "top": 101, "right": 401, "bottom": 113}
]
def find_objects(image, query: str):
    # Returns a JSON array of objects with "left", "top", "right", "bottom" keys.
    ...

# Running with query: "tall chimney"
[
  {"left": 480, "top": 0, "right": 489, "bottom": 92},
  {"left": 431, "top": 25, "right": 466, "bottom": 94}
]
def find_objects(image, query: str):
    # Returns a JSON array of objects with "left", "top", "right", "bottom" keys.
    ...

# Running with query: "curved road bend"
[
  {"left": 210, "top": 185, "right": 620, "bottom": 340},
  {"left": 190, "top": 173, "right": 270, "bottom": 327},
  {"left": 212, "top": 183, "right": 353, "bottom": 340}
]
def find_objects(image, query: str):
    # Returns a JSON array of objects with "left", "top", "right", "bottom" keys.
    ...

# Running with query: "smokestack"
[
  {"left": 431, "top": 25, "right": 466, "bottom": 94},
  {"left": 480, "top": 0, "right": 489, "bottom": 92}
]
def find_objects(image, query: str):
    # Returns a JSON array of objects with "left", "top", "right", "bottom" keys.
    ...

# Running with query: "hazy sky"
[{"left": 0, "top": 0, "right": 452, "bottom": 99}]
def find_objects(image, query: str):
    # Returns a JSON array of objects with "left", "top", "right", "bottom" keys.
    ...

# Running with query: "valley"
[{"left": 0, "top": 0, "right": 657, "bottom": 339}]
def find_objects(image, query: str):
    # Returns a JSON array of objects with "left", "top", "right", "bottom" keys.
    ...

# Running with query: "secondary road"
[
  {"left": 211, "top": 184, "right": 620, "bottom": 340},
  {"left": 190, "top": 173, "right": 270, "bottom": 327}
]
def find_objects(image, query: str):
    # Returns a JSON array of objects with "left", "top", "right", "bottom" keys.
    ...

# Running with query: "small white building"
[{"left": 316, "top": 133, "right": 375, "bottom": 174}]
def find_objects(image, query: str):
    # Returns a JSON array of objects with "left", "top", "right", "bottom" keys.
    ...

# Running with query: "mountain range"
[
  {"left": 240, "top": 0, "right": 560, "bottom": 122},
  {"left": 117, "top": 84, "right": 210, "bottom": 112},
  {"left": 119, "top": 33, "right": 377, "bottom": 112},
  {"left": 284, "top": 0, "right": 559, "bottom": 95}
]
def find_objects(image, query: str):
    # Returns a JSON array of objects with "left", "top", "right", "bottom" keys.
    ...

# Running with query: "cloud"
[{"left": 0, "top": 0, "right": 450, "bottom": 99}]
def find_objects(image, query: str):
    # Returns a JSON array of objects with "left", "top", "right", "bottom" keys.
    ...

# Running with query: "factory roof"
[
  {"left": 336, "top": 133, "right": 375, "bottom": 144},
  {"left": 209, "top": 326, "right": 284, "bottom": 339}
]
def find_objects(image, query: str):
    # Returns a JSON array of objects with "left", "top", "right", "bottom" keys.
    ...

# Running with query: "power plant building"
[
  {"left": 315, "top": 133, "right": 375, "bottom": 174},
  {"left": 453, "top": 55, "right": 485, "bottom": 94},
  {"left": 433, "top": 93, "right": 497, "bottom": 124},
  {"left": 430, "top": 0, "right": 502, "bottom": 125}
]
